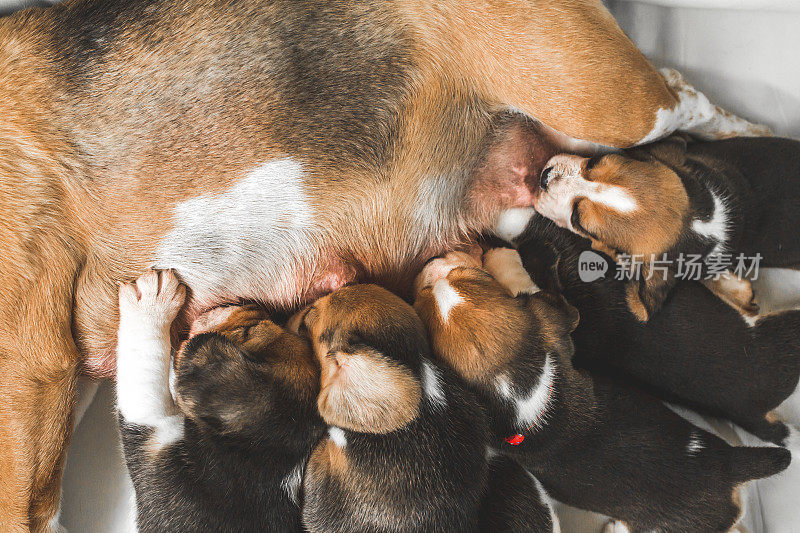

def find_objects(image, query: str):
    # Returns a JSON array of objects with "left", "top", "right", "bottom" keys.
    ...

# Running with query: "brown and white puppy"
[
  {"left": 533, "top": 135, "right": 800, "bottom": 319},
  {"left": 414, "top": 249, "right": 791, "bottom": 532},
  {"left": 292, "top": 283, "right": 553, "bottom": 533},
  {"left": 116, "top": 270, "right": 325, "bottom": 533},
  {"left": 0, "top": 0, "right": 770, "bottom": 527}
]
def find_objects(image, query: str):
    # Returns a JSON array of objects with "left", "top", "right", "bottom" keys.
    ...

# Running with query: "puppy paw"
[
  {"left": 703, "top": 273, "right": 759, "bottom": 317},
  {"left": 119, "top": 269, "right": 186, "bottom": 332},
  {"left": 482, "top": 247, "right": 539, "bottom": 297},
  {"left": 415, "top": 251, "right": 480, "bottom": 292},
  {"left": 603, "top": 520, "right": 631, "bottom": 533}
]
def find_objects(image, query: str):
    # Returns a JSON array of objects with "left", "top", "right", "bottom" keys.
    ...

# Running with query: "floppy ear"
[
  {"left": 528, "top": 290, "right": 580, "bottom": 335},
  {"left": 317, "top": 348, "right": 421, "bottom": 434},
  {"left": 625, "top": 264, "right": 677, "bottom": 322},
  {"left": 517, "top": 238, "right": 563, "bottom": 295}
]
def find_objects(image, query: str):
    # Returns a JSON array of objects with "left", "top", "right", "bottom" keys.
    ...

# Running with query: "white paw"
[
  {"left": 119, "top": 269, "right": 186, "bottom": 332},
  {"left": 603, "top": 520, "right": 631, "bottom": 533},
  {"left": 482, "top": 248, "right": 539, "bottom": 296}
]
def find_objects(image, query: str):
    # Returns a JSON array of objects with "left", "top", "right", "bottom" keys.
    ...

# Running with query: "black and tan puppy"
[
  {"left": 291, "top": 283, "right": 555, "bottom": 532},
  {"left": 414, "top": 250, "right": 791, "bottom": 532},
  {"left": 534, "top": 135, "right": 800, "bottom": 319},
  {"left": 514, "top": 215, "right": 800, "bottom": 445},
  {"left": 116, "top": 270, "right": 325, "bottom": 532}
]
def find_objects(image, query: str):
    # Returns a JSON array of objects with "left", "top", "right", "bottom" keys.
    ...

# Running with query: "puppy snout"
[{"left": 540, "top": 166, "right": 554, "bottom": 192}]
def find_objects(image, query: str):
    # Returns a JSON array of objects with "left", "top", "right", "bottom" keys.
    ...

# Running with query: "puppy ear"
[
  {"left": 626, "top": 265, "right": 677, "bottom": 322},
  {"left": 517, "top": 239, "right": 563, "bottom": 295},
  {"left": 317, "top": 348, "right": 421, "bottom": 434},
  {"left": 529, "top": 291, "right": 580, "bottom": 334}
]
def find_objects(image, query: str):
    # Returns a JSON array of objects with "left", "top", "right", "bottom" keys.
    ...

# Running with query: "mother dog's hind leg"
[
  {"left": 408, "top": 0, "right": 769, "bottom": 147},
  {"left": 0, "top": 279, "right": 80, "bottom": 533}
]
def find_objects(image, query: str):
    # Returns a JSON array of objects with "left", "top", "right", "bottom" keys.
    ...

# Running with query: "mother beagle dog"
[{"left": 0, "top": 0, "right": 766, "bottom": 530}]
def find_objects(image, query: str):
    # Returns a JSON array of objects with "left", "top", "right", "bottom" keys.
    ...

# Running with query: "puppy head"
[
  {"left": 414, "top": 250, "right": 577, "bottom": 387},
  {"left": 534, "top": 145, "right": 689, "bottom": 258},
  {"left": 290, "top": 284, "right": 427, "bottom": 435},
  {"left": 175, "top": 304, "right": 322, "bottom": 445}
]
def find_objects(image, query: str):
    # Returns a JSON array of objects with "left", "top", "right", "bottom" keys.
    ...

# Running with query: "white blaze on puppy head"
[
  {"left": 414, "top": 251, "right": 481, "bottom": 324},
  {"left": 534, "top": 151, "right": 690, "bottom": 260},
  {"left": 534, "top": 154, "right": 638, "bottom": 232}
]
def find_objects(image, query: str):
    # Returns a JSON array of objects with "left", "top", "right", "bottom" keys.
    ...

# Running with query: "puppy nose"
[{"left": 540, "top": 166, "right": 554, "bottom": 191}]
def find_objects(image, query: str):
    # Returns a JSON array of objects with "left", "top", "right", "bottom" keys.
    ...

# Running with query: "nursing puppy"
[
  {"left": 414, "top": 250, "right": 791, "bottom": 532},
  {"left": 116, "top": 270, "right": 325, "bottom": 532},
  {"left": 534, "top": 135, "right": 800, "bottom": 319},
  {"left": 515, "top": 215, "right": 800, "bottom": 445},
  {"left": 292, "top": 283, "right": 554, "bottom": 532}
]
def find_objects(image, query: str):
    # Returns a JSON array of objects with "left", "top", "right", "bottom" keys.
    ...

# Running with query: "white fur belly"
[{"left": 154, "top": 159, "right": 317, "bottom": 307}]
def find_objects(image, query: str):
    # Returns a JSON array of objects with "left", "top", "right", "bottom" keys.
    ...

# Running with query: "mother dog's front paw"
[{"left": 119, "top": 269, "right": 186, "bottom": 331}]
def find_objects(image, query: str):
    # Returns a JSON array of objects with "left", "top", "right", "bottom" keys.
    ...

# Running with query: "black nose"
[{"left": 540, "top": 166, "right": 554, "bottom": 191}]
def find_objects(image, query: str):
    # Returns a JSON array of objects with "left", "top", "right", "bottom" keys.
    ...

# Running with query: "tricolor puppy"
[
  {"left": 291, "top": 283, "right": 545, "bottom": 532},
  {"left": 534, "top": 135, "right": 800, "bottom": 319},
  {"left": 116, "top": 270, "right": 325, "bottom": 532},
  {"left": 1, "top": 0, "right": 772, "bottom": 524},
  {"left": 414, "top": 249, "right": 791, "bottom": 532},
  {"left": 515, "top": 216, "right": 800, "bottom": 445}
]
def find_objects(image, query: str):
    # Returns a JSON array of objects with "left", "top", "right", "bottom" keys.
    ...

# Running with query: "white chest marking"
[
  {"left": 691, "top": 191, "right": 729, "bottom": 255},
  {"left": 328, "top": 426, "right": 347, "bottom": 448},
  {"left": 495, "top": 374, "right": 513, "bottom": 399},
  {"left": 155, "top": 159, "right": 314, "bottom": 305},
  {"left": 495, "top": 355, "right": 555, "bottom": 430},
  {"left": 687, "top": 431, "right": 704, "bottom": 455},
  {"left": 281, "top": 462, "right": 305, "bottom": 505},
  {"left": 513, "top": 355, "right": 555, "bottom": 429},
  {"left": 432, "top": 279, "right": 464, "bottom": 323},
  {"left": 421, "top": 360, "right": 447, "bottom": 410}
]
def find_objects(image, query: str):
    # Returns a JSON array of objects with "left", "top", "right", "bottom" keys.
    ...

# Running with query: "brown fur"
[
  {"left": 576, "top": 155, "right": 690, "bottom": 257},
  {"left": 298, "top": 285, "right": 424, "bottom": 434},
  {"left": 181, "top": 304, "right": 319, "bottom": 401},
  {"left": 415, "top": 268, "right": 529, "bottom": 383},
  {"left": 0, "top": 0, "right": 698, "bottom": 527}
]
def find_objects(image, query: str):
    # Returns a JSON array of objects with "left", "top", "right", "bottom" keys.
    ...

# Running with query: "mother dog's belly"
[
  {"left": 80, "top": 159, "right": 346, "bottom": 378},
  {"left": 154, "top": 158, "right": 327, "bottom": 309}
]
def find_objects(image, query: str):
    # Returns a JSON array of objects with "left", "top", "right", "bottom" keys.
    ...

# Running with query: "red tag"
[{"left": 504, "top": 434, "right": 525, "bottom": 445}]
